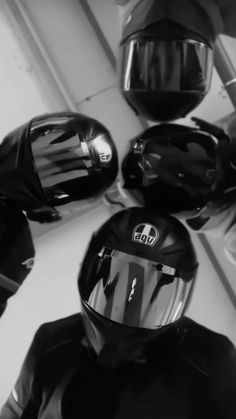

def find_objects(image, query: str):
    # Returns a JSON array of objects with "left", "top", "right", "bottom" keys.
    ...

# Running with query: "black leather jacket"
[{"left": 1, "top": 314, "right": 236, "bottom": 419}]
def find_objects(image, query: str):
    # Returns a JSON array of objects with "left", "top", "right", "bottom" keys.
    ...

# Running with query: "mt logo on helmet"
[{"left": 132, "top": 224, "right": 159, "bottom": 246}]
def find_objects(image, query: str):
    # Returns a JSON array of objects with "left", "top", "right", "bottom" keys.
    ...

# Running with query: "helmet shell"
[
  {"left": 0, "top": 198, "right": 35, "bottom": 316},
  {"left": 122, "top": 123, "right": 226, "bottom": 217},
  {"left": 78, "top": 207, "right": 198, "bottom": 366}
]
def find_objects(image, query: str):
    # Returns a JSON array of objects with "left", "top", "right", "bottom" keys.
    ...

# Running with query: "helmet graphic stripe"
[{"left": 123, "top": 262, "right": 144, "bottom": 327}]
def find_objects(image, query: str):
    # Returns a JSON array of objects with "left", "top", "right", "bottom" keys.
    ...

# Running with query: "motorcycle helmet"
[
  {"left": 0, "top": 197, "right": 35, "bottom": 316},
  {"left": 0, "top": 112, "right": 118, "bottom": 223},
  {"left": 78, "top": 207, "right": 198, "bottom": 367},
  {"left": 122, "top": 122, "right": 230, "bottom": 218},
  {"left": 119, "top": 0, "right": 214, "bottom": 121}
]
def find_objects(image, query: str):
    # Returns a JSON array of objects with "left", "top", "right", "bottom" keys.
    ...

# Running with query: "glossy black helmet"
[
  {"left": 122, "top": 122, "right": 230, "bottom": 218},
  {"left": 0, "top": 112, "right": 118, "bottom": 222},
  {"left": 78, "top": 207, "right": 198, "bottom": 367},
  {"left": 119, "top": 0, "right": 214, "bottom": 121}
]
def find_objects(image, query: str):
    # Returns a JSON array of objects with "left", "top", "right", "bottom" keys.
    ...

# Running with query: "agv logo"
[
  {"left": 132, "top": 223, "right": 159, "bottom": 247},
  {"left": 93, "top": 134, "right": 112, "bottom": 163}
]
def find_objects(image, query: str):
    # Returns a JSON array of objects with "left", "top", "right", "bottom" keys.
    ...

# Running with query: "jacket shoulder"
[
  {"left": 182, "top": 317, "right": 236, "bottom": 416},
  {"left": 34, "top": 312, "right": 84, "bottom": 353},
  {"left": 181, "top": 317, "right": 236, "bottom": 374}
]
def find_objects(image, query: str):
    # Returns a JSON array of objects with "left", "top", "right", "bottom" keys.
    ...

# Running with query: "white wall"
[{"left": 0, "top": 7, "right": 50, "bottom": 140}]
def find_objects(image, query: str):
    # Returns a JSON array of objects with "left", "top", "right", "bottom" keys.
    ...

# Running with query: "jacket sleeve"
[
  {"left": 0, "top": 325, "right": 46, "bottom": 418},
  {"left": 211, "top": 335, "right": 236, "bottom": 418},
  {"left": 182, "top": 320, "right": 236, "bottom": 418},
  {"left": 0, "top": 314, "right": 82, "bottom": 418}
]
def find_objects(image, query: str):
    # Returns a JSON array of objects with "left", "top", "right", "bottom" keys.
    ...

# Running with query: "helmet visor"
[
  {"left": 121, "top": 38, "right": 213, "bottom": 93},
  {"left": 30, "top": 115, "right": 92, "bottom": 192},
  {"left": 84, "top": 247, "right": 194, "bottom": 329}
]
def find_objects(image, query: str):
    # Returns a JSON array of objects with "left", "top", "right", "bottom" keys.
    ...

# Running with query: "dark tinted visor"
[
  {"left": 121, "top": 38, "right": 213, "bottom": 93},
  {"left": 30, "top": 115, "right": 92, "bottom": 192},
  {"left": 84, "top": 247, "right": 194, "bottom": 329},
  {"left": 30, "top": 115, "right": 116, "bottom": 207},
  {"left": 143, "top": 131, "right": 218, "bottom": 198}
]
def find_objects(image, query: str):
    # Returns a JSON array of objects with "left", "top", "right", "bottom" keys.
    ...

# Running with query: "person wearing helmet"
[
  {"left": 116, "top": 0, "right": 236, "bottom": 121},
  {"left": 1, "top": 207, "right": 236, "bottom": 418},
  {"left": 0, "top": 197, "right": 35, "bottom": 317},
  {"left": 121, "top": 117, "right": 236, "bottom": 264},
  {"left": 0, "top": 111, "right": 117, "bottom": 315},
  {"left": 0, "top": 112, "right": 118, "bottom": 223}
]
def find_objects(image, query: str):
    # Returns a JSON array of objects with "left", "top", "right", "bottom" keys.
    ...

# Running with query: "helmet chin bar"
[{"left": 81, "top": 302, "right": 151, "bottom": 367}]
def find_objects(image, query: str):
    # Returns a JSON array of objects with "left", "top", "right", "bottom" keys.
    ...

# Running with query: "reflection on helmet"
[
  {"left": 0, "top": 112, "right": 118, "bottom": 222},
  {"left": 120, "top": 9, "right": 213, "bottom": 121},
  {"left": 78, "top": 207, "right": 198, "bottom": 366},
  {"left": 122, "top": 123, "right": 227, "bottom": 218}
]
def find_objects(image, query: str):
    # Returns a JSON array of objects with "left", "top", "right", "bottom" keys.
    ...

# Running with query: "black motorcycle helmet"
[
  {"left": 78, "top": 207, "right": 198, "bottom": 367},
  {"left": 122, "top": 121, "right": 231, "bottom": 218},
  {"left": 0, "top": 112, "right": 118, "bottom": 223},
  {"left": 0, "top": 197, "right": 35, "bottom": 316},
  {"left": 119, "top": 0, "right": 214, "bottom": 121}
]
